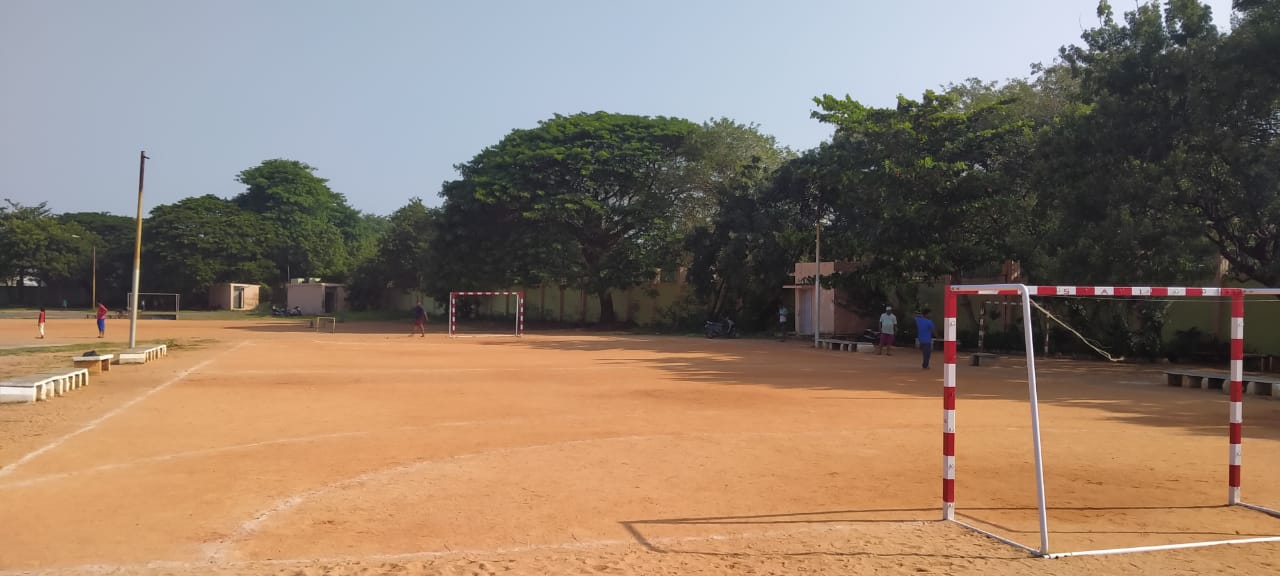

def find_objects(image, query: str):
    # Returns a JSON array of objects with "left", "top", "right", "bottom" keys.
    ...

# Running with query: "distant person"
[
  {"left": 777, "top": 304, "right": 789, "bottom": 341},
  {"left": 411, "top": 301, "right": 428, "bottom": 337},
  {"left": 877, "top": 305, "right": 897, "bottom": 355},
  {"left": 915, "top": 308, "right": 936, "bottom": 369},
  {"left": 96, "top": 301, "right": 108, "bottom": 338},
  {"left": 38, "top": 307, "right": 46, "bottom": 339}
]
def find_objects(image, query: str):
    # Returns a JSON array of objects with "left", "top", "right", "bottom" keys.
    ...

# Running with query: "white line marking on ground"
[
  {"left": 0, "top": 419, "right": 525, "bottom": 490},
  {"left": 203, "top": 430, "right": 861, "bottom": 562},
  {"left": 0, "top": 341, "right": 249, "bottom": 479}
]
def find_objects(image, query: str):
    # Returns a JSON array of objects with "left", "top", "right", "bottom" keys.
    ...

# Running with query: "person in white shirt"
[{"left": 877, "top": 305, "right": 897, "bottom": 355}]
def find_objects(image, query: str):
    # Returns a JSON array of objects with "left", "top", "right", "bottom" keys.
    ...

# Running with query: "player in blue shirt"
[{"left": 915, "top": 308, "right": 936, "bottom": 369}]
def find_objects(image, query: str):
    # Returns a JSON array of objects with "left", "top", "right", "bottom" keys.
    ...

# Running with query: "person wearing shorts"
[
  {"left": 95, "top": 302, "right": 107, "bottom": 338},
  {"left": 915, "top": 308, "right": 936, "bottom": 369},
  {"left": 877, "top": 305, "right": 897, "bottom": 355},
  {"left": 411, "top": 301, "right": 428, "bottom": 337}
]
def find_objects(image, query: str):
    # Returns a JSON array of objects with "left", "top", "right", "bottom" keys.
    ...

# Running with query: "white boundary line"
[
  {"left": 0, "top": 341, "right": 248, "bottom": 479},
  {"left": 1044, "top": 536, "right": 1280, "bottom": 559},
  {"left": 202, "top": 430, "right": 866, "bottom": 561}
]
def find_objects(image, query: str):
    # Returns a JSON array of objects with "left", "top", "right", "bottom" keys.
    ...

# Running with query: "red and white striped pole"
[
  {"left": 1229, "top": 293, "right": 1244, "bottom": 505},
  {"left": 517, "top": 292, "right": 525, "bottom": 336},
  {"left": 943, "top": 287, "right": 957, "bottom": 520},
  {"left": 449, "top": 292, "right": 456, "bottom": 338}
]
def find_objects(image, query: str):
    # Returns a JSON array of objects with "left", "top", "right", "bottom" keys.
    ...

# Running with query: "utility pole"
[
  {"left": 814, "top": 220, "right": 821, "bottom": 348},
  {"left": 128, "top": 151, "right": 148, "bottom": 349}
]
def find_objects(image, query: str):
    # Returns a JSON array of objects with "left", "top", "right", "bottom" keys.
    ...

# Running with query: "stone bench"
[
  {"left": 1164, "top": 369, "right": 1280, "bottom": 397},
  {"left": 117, "top": 344, "right": 168, "bottom": 365},
  {"left": 817, "top": 338, "right": 855, "bottom": 352},
  {"left": 970, "top": 353, "right": 999, "bottom": 366},
  {"left": 0, "top": 368, "right": 89, "bottom": 404},
  {"left": 72, "top": 354, "right": 114, "bottom": 373}
]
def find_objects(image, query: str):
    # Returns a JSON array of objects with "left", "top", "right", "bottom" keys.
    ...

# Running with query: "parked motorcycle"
[
  {"left": 859, "top": 328, "right": 880, "bottom": 343},
  {"left": 704, "top": 318, "right": 738, "bottom": 339}
]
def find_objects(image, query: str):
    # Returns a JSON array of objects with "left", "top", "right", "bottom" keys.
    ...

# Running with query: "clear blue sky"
[{"left": 0, "top": 0, "right": 1235, "bottom": 217}]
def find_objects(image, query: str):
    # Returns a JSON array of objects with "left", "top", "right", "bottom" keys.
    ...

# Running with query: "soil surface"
[{"left": 2, "top": 318, "right": 1279, "bottom": 575}]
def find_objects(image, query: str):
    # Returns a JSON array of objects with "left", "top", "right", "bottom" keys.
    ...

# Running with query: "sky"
[{"left": 0, "top": 0, "right": 1237, "bottom": 218}]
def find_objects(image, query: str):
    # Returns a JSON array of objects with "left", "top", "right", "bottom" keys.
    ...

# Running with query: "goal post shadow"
[
  {"left": 944, "top": 283, "right": 1280, "bottom": 558},
  {"left": 448, "top": 291, "right": 524, "bottom": 338}
]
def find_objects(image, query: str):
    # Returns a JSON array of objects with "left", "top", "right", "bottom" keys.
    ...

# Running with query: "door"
[
  {"left": 233, "top": 287, "right": 244, "bottom": 310},
  {"left": 797, "top": 288, "right": 814, "bottom": 335}
]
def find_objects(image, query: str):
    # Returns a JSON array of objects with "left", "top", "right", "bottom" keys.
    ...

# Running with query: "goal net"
[
  {"left": 944, "top": 284, "right": 1280, "bottom": 559},
  {"left": 449, "top": 291, "right": 524, "bottom": 338},
  {"left": 126, "top": 292, "right": 180, "bottom": 320}
]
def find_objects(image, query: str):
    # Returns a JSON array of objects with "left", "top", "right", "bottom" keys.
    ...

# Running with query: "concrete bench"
[
  {"left": 1, "top": 374, "right": 55, "bottom": 403},
  {"left": 1164, "top": 370, "right": 1228, "bottom": 390},
  {"left": 0, "top": 368, "right": 88, "bottom": 403},
  {"left": 1165, "top": 370, "right": 1280, "bottom": 397},
  {"left": 970, "top": 353, "right": 999, "bottom": 366},
  {"left": 817, "top": 338, "right": 856, "bottom": 352},
  {"left": 1246, "top": 376, "right": 1280, "bottom": 397},
  {"left": 117, "top": 344, "right": 168, "bottom": 365},
  {"left": 72, "top": 354, "right": 114, "bottom": 373}
]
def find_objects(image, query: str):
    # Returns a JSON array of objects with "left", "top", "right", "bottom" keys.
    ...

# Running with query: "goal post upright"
[
  {"left": 448, "top": 291, "right": 525, "bottom": 338},
  {"left": 943, "top": 283, "right": 1280, "bottom": 559}
]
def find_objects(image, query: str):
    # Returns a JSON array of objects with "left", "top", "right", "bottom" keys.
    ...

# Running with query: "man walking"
[
  {"left": 95, "top": 301, "right": 108, "bottom": 338},
  {"left": 877, "top": 305, "right": 897, "bottom": 355},
  {"left": 411, "top": 300, "right": 428, "bottom": 337},
  {"left": 37, "top": 307, "right": 46, "bottom": 339},
  {"left": 916, "top": 308, "right": 937, "bottom": 369}
]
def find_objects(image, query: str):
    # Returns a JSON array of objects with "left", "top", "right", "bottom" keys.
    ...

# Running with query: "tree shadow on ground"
[{"left": 498, "top": 335, "right": 1280, "bottom": 443}]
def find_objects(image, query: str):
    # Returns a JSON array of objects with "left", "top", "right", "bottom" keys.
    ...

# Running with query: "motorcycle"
[
  {"left": 704, "top": 318, "right": 738, "bottom": 339},
  {"left": 271, "top": 305, "right": 304, "bottom": 317},
  {"left": 859, "top": 328, "right": 880, "bottom": 343}
]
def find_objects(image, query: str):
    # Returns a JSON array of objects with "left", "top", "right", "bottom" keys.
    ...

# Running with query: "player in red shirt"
[
  {"left": 96, "top": 302, "right": 108, "bottom": 338},
  {"left": 38, "top": 307, "right": 46, "bottom": 339}
]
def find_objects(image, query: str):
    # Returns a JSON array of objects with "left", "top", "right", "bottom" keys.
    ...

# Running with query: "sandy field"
[{"left": 1, "top": 316, "right": 1279, "bottom": 575}]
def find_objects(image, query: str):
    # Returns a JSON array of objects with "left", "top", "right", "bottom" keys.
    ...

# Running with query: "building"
[
  {"left": 287, "top": 281, "right": 348, "bottom": 315},
  {"left": 785, "top": 261, "right": 865, "bottom": 337},
  {"left": 208, "top": 283, "right": 260, "bottom": 311}
]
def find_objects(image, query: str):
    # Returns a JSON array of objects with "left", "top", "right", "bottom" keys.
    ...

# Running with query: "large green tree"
[
  {"left": 144, "top": 195, "right": 278, "bottom": 300},
  {"left": 434, "top": 112, "right": 700, "bottom": 323},
  {"left": 347, "top": 198, "right": 436, "bottom": 309},
  {"left": 234, "top": 159, "right": 371, "bottom": 281},
  {"left": 58, "top": 212, "right": 136, "bottom": 303},
  {"left": 0, "top": 201, "right": 93, "bottom": 300}
]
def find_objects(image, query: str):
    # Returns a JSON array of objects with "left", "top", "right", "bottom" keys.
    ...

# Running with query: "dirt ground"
[{"left": 1, "top": 317, "right": 1279, "bottom": 575}]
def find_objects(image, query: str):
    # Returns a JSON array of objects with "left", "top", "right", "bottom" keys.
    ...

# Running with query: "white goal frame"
[
  {"left": 126, "top": 292, "right": 180, "bottom": 319},
  {"left": 448, "top": 291, "right": 524, "bottom": 338},
  {"left": 945, "top": 284, "right": 1280, "bottom": 558}
]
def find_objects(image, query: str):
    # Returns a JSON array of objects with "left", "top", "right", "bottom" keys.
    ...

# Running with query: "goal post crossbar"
[
  {"left": 943, "top": 284, "right": 1280, "bottom": 558},
  {"left": 448, "top": 291, "right": 524, "bottom": 338}
]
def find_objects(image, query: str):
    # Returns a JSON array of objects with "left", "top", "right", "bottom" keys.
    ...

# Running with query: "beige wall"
[
  {"left": 209, "top": 283, "right": 260, "bottom": 311},
  {"left": 287, "top": 283, "right": 348, "bottom": 315}
]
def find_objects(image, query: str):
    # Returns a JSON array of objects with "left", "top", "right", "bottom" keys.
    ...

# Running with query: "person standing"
[
  {"left": 877, "top": 305, "right": 897, "bottom": 355},
  {"left": 915, "top": 308, "right": 937, "bottom": 369},
  {"left": 96, "top": 301, "right": 107, "bottom": 338},
  {"left": 411, "top": 300, "right": 428, "bottom": 337},
  {"left": 777, "top": 304, "right": 789, "bottom": 341},
  {"left": 37, "top": 307, "right": 46, "bottom": 339}
]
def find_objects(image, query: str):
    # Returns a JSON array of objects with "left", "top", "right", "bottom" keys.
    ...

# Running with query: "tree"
[
  {"left": 435, "top": 112, "right": 700, "bottom": 323},
  {"left": 806, "top": 89, "right": 1040, "bottom": 312},
  {"left": 347, "top": 199, "right": 437, "bottom": 309},
  {"left": 234, "top": 159, "right": 369, "bottom": 281},
  {"left": 1057, "top": 0, "right": 1280, "bottom": 285},
  {"left": 0, "top": 200, "right": 93, "bottom": 301},
  {"left": 58, "top": 212, "right": 136, "bottom": 302},
  {"left": 144, "top": 195, "right": 278, "bottom": 301}
]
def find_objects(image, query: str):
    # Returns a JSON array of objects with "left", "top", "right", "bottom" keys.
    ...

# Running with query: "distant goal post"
[
  {"left": 125, "top": 292, "right": 180, "bottom": 320},
  {"left": 448, "top": 291, "right": 524, "bottom": 338}
]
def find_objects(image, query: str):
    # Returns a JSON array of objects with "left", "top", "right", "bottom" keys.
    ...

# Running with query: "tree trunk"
[{"left": 598, "top": 290, "right": 616, "bottom": 325}]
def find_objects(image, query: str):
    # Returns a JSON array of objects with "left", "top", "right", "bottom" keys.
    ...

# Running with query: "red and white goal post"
[
  {"left": 448, "top": 291, "right": 525, "bottom": 338},
  {"left": 944, "top": 284, "right": 1280, "bottom": 559}
]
